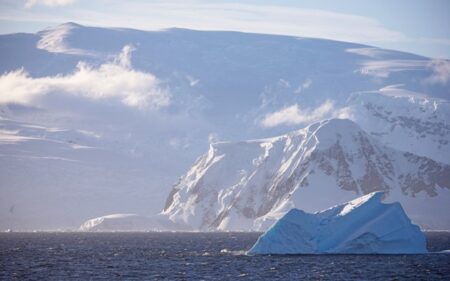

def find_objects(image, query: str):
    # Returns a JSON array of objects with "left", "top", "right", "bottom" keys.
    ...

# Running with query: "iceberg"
[
  {"left": 79, "top": 214, "right": 154, "bottom": 231},
  {"left": 79, "top": 213, "right": 181, "bottom": 232},
  {"left": 248, "top": 192, "right": 427, "bottom": 254}
]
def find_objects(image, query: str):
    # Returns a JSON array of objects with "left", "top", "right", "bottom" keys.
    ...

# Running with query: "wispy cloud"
[
  {"left": 425, "top": 59, "right": 450, "bottom": 85},
  {"left": 25, "top": 0, "right": 76, "bottom": 8},
  {"left": 294, "top": 78, "right": 312, "bottom": 94},
  {"left": 0, "top": 45, "right": 170, "bottom": 109},
  {"left": 4, "top": 1, "right": 404, "bottom": 44},
  {"left": 260, "top": 100, "right": 352, "bottom": 128},
  {"left": 346, "top": 47, "right": 394, "bottom": 59},
  {"left": 358, "top": 60, "right": 427, "bottom": 78}
]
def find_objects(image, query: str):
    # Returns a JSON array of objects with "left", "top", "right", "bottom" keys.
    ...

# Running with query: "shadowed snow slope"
[
  {"left": 248, "top": 192, "right": 427, "bottom": 254},
  {"left": 350, "top": 92, "right": 450, "bottom": 164}
]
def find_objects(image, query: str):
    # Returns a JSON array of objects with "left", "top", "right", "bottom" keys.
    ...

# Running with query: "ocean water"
[{"left": 1, "top": 232, "right": 449, "bottom": 280}]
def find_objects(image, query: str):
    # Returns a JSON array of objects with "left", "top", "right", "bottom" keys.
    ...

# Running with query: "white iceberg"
[
  {"left": 79, "top": 214, "right": 174, "bottom": 232},
  {"left": 79, "top": 214, "right": 152, "bottom": 231},
  {"left": 248, "top": 192, "right": 427, "bottom": 254}
]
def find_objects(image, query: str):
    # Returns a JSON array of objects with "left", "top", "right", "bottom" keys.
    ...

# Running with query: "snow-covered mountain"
[
  {"left": 163, "top": 119, "right": 450, "bottom": 231},
  {"left": 1, "top": 23, "right": 449, "bottom": 230}
]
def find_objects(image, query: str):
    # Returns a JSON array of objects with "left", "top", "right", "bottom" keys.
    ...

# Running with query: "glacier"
[{"left": 248, "top": 192, "right": 427, "bottom": 255}]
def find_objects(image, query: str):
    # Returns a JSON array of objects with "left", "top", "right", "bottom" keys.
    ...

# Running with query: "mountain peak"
[
  {"left": 40, "top": 22, "right": 82, "bottom": 33},
  {"left": 298, "top": 118, "right": 369, "bottom": 151},
  {"left": 314, "top": 118, "right": 361, "bottom": 134},
  {"left": 60, "top": 22, "right": 83, "bottom": 28}
]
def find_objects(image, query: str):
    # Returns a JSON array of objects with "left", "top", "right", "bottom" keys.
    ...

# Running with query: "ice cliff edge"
[{"left": 248, "top": 192, "right": 427, "bottom": 254}]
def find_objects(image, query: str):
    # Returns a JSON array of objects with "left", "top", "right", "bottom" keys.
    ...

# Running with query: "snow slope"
[
  {"left": 0, "top": 23, "right": 449, "bottom": 230},
  {"left": 163, "top": 119, "right": 450, "bottom": 231},
  {"left": 248, "top": 192, "right": 427, "bottom": 254},
  {"left": 350, "top": 90, "right": 450, "bottom": 164}
]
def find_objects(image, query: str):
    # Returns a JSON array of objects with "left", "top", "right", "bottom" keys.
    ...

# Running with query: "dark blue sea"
[{"left": 1, "top": 232, "right": 449, "bottom": 280}]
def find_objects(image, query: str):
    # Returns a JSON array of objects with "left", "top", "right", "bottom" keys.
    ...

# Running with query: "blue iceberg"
[{"left": 248, "top": 192, "right": 427, "bottom": 254}]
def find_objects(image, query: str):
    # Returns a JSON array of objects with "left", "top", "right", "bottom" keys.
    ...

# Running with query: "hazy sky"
[{"left": 0, "top": 0, "right": 449, "bottom": 58}]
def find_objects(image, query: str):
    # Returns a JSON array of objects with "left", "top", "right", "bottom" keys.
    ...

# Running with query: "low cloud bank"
[
  {"left": 261, "top": 100, "right": 352, "bottom": 128},
  {"left": 0, "top": 45, "right": 170, "bottom": 109}
]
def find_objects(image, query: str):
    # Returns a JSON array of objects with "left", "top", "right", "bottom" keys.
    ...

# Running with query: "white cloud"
[
  {"left": 107, "top": 2, "right": 405, "bottom": 43},
  {"left": 294, "top": 78, "right": 312, "bottom": 94},
  {"left": 25, "top": 0, "right": 76, "bottom": 8},
  {"left": 425, "top": 59, "right": 450, "bottom": 85},
  {"left": 379, "top": 84, "right": 426, "bottom": 98},
  {"left": 0, "top": 45, "right": 170, "bottom": 109},
  {"left": 261, "top": 100, "right": 352, "bottom": 128},
  {"left": 346, "top": 47, "right": 393, "bottom": 58},
  {"left": 6, "top": 2, "right": 404, "bottom": 44},
  {"left": 115, "top": 44, "right": 135, "bottom": 68},
  {"left": 278, "top": 79, "right": 290, "bottom": 88},
  {"left": 358, "top": 60, "right": 427, "bottom": 78},
  {"left": 357, "top": 57, "right": 450, "bottom": 83},
  {"left": 208, "top": 132, "right": 219, "bottom": 144},
  {"left": 186, "top": 75, "right": 200, "bottom": 87}
]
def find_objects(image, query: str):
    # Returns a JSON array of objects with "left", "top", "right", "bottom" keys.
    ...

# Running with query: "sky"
[{"left": 0, "top": 0, "right": 449, "bottom": 59}]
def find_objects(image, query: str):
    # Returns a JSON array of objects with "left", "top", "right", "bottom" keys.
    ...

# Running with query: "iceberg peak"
[{"left": 335, "top": 191, "right": 384, "bottom": 217}]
